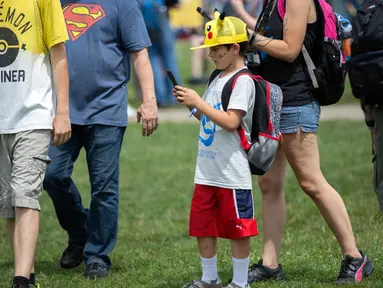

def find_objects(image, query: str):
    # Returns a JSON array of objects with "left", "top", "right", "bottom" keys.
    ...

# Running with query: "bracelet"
[{"left": 189, "top": 108, "right": 197, "bottom": 117}]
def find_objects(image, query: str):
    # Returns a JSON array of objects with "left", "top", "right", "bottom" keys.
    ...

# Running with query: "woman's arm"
[
  {"left": 252, "top": 0, "right": 312, "bottom": 63},
  {"left": 230, "top": 0, "right": 258, "bottom": 30}
]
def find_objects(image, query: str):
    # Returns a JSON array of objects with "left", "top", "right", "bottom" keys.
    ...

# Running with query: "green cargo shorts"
[{"left": 0, "top": 129, "right": 51, "bottom": 219}]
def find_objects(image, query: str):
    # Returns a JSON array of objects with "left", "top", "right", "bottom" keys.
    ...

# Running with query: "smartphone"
[{"left": 166, "top": 70, "right": 178, "bottom": 87}]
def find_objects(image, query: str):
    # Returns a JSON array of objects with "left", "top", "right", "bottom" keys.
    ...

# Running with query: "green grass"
[
  {"left": 1, "top": 121, "right": 382, "bottom": 287},
  {"left": 128, "top": 40, "right": 358, "bottom": 108}
]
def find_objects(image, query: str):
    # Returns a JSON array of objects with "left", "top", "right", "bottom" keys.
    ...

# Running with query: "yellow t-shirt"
[{"left": 0, "top": 0, "right": 69, "bottom": 133}]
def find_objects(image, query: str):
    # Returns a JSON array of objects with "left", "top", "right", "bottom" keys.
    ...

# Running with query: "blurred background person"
[{"left": 141, "top": 0, "right": 182, "bottom": 108}]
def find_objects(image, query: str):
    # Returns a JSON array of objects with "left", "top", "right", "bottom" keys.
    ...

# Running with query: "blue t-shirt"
[{"left": 61, "top": 0, "right": 151, "bottom": 126}]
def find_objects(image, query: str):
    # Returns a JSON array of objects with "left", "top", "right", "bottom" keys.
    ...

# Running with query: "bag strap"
[
  {"left": 250, "top": 0, "right": 277, "bottom": 45},
  {"left": 221, "top": 68, "right": 254, "bottom": 112},
  {"left": 300, "top": 0, "right": 325, "bottom": 89},
  {"left": 208, "top": 69, "right": 222, "bottom": 86},
  {"left": 302, "top": 45, "right": 319, "bottom": 88}
]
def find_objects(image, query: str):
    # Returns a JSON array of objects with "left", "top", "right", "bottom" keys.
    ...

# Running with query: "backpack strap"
[
  {"left": 221, "top": 68, "right": 254, "bottom": 112},
  {"left": 278, "top": 0, "right": 324, "bottom": 89},
  {"left": 251, "top": 0, "right": 277, "bottom": 44},
  {"left": 221, "top": 68, "right": 257, "bottom": 151},
  {"left": 278, "top": 0, "right": 285, "bottom": 19},
  {"left": 208, "top": 69, "right": 222, "bottom": 86},
  {"left": 301, "top": 0, "right": 325, "bottom": 89}
]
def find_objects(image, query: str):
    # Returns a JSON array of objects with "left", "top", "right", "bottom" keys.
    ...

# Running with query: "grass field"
[
  {"left": 128, "top": 40, "right": 358, "bottom": 108},
  {"left": 1, "top": 121, "right": 382, "bottom": 288}
]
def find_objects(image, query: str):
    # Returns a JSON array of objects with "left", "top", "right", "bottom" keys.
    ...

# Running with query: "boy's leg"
[
  {"left": 7, "top": 218, "right": 36, "bottom": 286},
  {"left": 217, "top": 188, "right": 258, "bottom": 288},
  {"left": 184, "top": 185, "right": 221, "bottom": 287},
  {"left": 198, "top": 237, "right": 218, "bottom": 283},
  {"left": 13, "top": 208, "right": 39, "bottom": 278},
  {"left": 230, "top": 238, "right": 250, "bottom": 288},
  {"left": 10, "top": 130, "right": 51, "bottom": 286}
]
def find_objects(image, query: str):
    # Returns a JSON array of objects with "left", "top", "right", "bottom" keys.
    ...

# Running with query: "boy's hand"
[
  {"left": 52, "top": 111, "right": 71, "bottom": 146},
  {"left": 174, "top": 86, "right": 202, "bottom": 108}
]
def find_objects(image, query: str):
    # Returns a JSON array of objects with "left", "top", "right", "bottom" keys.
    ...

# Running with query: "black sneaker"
[
  {"left": 248, "top": 259, "right": 285, "bottom": 283},
  {"left": 336, "top": 250, "right": 374, "bottom": 284},
  {"left": 84, "top": 262, "right": 109, "bottom": 279},
  {"left": 60, "top": 243, "right": 85, "bottom": 269}
]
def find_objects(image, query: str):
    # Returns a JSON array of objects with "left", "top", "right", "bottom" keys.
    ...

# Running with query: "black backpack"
[
  {"left": 348, "top": 0, "right": 383, "bottom": 104},
  {"left": 208, "top": 68, "right": 283, "bottom": 176},
  {"left": 351, "top": 0, "right": 383, "bottom": 55}
]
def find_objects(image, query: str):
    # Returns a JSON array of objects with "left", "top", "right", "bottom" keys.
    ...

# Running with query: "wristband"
[{"left": 189, "top": 108, "right": 197, "bottom": 117}]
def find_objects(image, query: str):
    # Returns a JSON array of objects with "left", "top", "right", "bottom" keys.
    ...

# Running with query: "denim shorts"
[{"left": 279, "top": 100, "right": 321, "bottom": 134}]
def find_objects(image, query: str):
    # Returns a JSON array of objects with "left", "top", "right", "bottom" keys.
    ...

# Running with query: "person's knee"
[
  {"left": 298, "top": 178, "right": 322, "bottom": 200},
  {"left": 42, "top": 162, "right": 68, "bottom": 193},
  {"left": 258, "top": 175, "right": 284, "bottom": 198}
]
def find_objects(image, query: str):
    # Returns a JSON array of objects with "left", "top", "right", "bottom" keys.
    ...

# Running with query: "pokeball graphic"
[{"left": 0, "top": 27, "right": 21, "bottom": 68}]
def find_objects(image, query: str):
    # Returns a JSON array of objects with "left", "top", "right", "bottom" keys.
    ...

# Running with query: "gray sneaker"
[
  {"left": 223, "top": 283, "right": 249, "bottom": 288},
  {"left": 182, "top": 278, "right": 222, "bottom": 288}
]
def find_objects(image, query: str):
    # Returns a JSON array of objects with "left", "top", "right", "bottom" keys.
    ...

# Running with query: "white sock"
[
  {"left": 201, "top": 255, "right": 219, "bottom": 283},
  {"left": 232, "top": 256, "right": 250, "bottom": 288}
]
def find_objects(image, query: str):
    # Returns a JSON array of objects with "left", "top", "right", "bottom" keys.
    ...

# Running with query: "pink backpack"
[{"left": 256, "top": 0, "right": 348, "bottom": 106}]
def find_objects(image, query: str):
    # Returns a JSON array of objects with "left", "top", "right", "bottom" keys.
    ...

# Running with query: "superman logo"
[{"left": 63, "top": 4, "right": 106, "bottom": 41}]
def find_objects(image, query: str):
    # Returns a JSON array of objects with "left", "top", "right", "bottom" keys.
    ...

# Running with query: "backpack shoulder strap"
[
  {"left": 251, "top": 0, "right": 277, "bottom": 44},
  {"left": 221, "top": 68, "right": 256, "bottom": 111},
  {"left": 208, "top": 69, "right": 222, "bottom": 86},
  {"left": 278, "top": 0, "right": 286, "bottom": 19},
  {"left": 300, "top": 0, "right": 325, "bottom": 89}
]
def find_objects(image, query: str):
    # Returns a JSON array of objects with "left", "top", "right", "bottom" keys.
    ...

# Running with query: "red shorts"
[{"left": 189, "top": 184, "right": 258, "bottom": 239}]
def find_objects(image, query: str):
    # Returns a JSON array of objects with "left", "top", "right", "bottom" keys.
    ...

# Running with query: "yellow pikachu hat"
[{"left": 191, "top": 10, "right": 248, "bottom": 50}]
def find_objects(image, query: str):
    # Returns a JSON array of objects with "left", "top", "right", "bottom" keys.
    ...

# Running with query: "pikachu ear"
[
  {"left": 213, "top": 10, "right": 220, "bottom": 20},
  {"left": 217, "top": 12, "right": 225, "bottom": 26}
]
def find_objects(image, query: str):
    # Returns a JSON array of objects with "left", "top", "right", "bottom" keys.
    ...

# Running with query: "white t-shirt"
[
  {"left": 194, "top": 67, "right": 256, "bottom": 190},
  {"left": 0, "top": 0, "right": 69, "bottom": 134}
]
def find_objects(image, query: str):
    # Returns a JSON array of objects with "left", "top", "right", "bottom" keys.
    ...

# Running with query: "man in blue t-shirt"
[{"left": 43, "top": 0, "right": 158, "bottom": 278}]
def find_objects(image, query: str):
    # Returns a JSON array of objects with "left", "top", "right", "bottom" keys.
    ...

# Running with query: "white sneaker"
[{"left": 127, "top": 104, "right": 137, "bottom": 118}]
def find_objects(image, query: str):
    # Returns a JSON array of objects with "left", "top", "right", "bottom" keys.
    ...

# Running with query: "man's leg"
[
  {"left": 9, "top": 130, "right": 51, "bottom": 287},
  {"left": 43, "top": 125, "right": 87, "bottom": 268},
  {"left": 83, "top": 125, "right": 125, "bottom": 278}
]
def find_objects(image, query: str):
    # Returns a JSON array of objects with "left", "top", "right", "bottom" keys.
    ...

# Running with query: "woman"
[{"left": 230, "top": 0, "right": 374, "bottom": 284}]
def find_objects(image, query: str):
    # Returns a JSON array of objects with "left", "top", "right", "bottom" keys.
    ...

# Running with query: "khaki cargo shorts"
[{"left": 0, "top": 129, "right": 51, "bottom": 219}]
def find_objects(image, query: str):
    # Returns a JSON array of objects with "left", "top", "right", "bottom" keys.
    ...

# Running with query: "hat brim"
[{"left": 190, "top": 43, "right": 219, "bottom": 50}]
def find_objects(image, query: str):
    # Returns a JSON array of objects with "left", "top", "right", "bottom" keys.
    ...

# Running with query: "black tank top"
[{"left": 259, "top": 5, "right": 319, "bottom": 106}]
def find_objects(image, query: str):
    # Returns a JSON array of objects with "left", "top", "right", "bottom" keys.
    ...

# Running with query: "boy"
[
  {"left": 174, "top": 11, "right": 257, "bottom": 288},
  {"left": 0, "top": 0, "right": 70, "bottom": 287}
]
